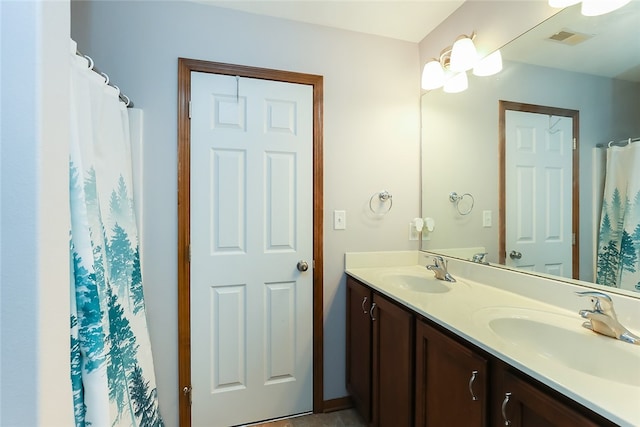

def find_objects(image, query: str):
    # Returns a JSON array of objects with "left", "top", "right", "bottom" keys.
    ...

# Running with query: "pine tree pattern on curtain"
[
  {"left": 69, "top": 41, "right": 163, "bottom": 427},
  {"left": 596, "top": 142, "right": 640, "bottom": 292}
]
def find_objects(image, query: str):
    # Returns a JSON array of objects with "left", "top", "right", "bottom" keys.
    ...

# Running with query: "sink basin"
[
  {"left": 381, "top": 273, "right": 450, "bottom": 293},
  {"left": 473, "top": 307, "right": 640, "bottom": 387}
]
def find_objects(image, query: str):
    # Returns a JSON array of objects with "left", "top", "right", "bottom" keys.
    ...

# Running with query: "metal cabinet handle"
[
  {"left": 468, "top": 370, "right": 479, "bottom": 401},
  {"left": 370, "top": 302, "right": 377, "bottom": 321},
  {"left": 361, "top": 296, "right": 368, "bottom": 314},
  {"left": 501, "top": 392, "right": 512, "bottom": 426},
  {"left": 509, "top": 250, "right": 522, "bottom": 260}
]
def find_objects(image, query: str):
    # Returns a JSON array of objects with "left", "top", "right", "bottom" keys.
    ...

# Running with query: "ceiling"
[
  {"left": 196, "top": 0, "right": 466, "bottom": 42},
  {"left": 502, "top": 0, "right": 640, "bottom": 82}
]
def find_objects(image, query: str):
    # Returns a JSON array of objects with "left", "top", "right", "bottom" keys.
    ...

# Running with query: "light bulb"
[
  {"left": 443, "top": 72, "right": 468, "bottom": 93},
  {"left": 421, "top": 60, "right": 445, "bottom": 90},
  {"left": 473, "top": 50, "right": 503, "bottom": 77},
  {"left": 581, "top": 0, "right": 631, "bottom": 16},
  {"left": 450, "top": 36, "right": 478, "bottom": 72}
]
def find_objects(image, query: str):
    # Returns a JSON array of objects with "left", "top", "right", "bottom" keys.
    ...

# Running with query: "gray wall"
[
  {"left": 1, "top": 1, "right": 73, "bottom": 425},
  {"left": 71, "top": 2, "right": 421, "bottom": 425},
  {"left": 421, "top": 61, "right": 640, "bottom": 280}
]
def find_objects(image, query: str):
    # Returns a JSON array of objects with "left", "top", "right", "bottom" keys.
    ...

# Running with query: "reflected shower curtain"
[
  {"left": 69, "top": 41, "right": 164, "bottom": 427},
  {"left": 596, "top": 141, "right": 640, "bottom": 292}
]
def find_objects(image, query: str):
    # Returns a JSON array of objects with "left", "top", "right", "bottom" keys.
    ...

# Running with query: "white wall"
[
  {"left": 0, "top": 1, "right": 73, "bottom": 425},
  {"left": 421, "top": 61, "right": 640, "bottom": 281},
  {"left": 71, "top": 2, "right": 421, "bottom": 425}
]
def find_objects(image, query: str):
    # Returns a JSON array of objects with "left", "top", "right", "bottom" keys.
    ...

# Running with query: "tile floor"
[{"left": 246, "top": 409, "right": 366, "bottom": 427}]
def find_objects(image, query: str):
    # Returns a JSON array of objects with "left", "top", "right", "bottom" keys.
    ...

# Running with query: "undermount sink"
[
  {"left": 381, "top": 273, "right": 450, "bottom": 294},
  {"left": 473, "top": 307, "right": 640, "bottom": 387}
]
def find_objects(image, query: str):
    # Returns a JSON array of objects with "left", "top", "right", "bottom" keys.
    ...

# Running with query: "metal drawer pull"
[
  {"left": 361, "top": 296, "right": 368, "bottom": 314},
  {"left": 501, "top": 392, "right": 512, "bottom": 426},
  {"left": 370, "top": 302, "right": 377, "bottom": 321},
  {"left": 468, "top": 370, "right": 479, "bottom": 401}
]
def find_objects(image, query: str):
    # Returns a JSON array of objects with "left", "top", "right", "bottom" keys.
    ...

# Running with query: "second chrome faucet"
[
  {"left": 426, "top": 256, "right": 456, "bottom": 282},
  {"left": 577, "top": 291, "right": 640, "bottom": 345}
]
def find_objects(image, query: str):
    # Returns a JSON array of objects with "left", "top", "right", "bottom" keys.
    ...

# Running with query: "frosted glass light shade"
[
  {"left": 473, "top": 50, "right": 503, "bottom": 77},
  {"left": 443, "top": 72, "right": 468, "bottom": 93},
  {"left": 548, "top": 0, "right": 580, "bottom": 7},
  {"left": 421, "top": 60, "right": 445, "bottom": 90},
  {"left": 581, "top": 0, "right": 630, "bottom": 16},
  {"left": 450, "top": 37, "right": 477, "bottom": 72}
]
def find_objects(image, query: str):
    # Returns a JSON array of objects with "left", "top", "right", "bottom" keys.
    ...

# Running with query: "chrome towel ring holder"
[
  {"left": 449, "top": 191, "right": 474, "bottom": 215},
  {"left": 369, "top": 190, "right": 393, "bottom": 215}
]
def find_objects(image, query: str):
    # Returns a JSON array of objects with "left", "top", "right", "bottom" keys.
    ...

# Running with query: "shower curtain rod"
[
  {"left": 596, "top": 137, "right": 640, "bottom": 148},
  {"left": 75, "top": 49, "right": 134, "bottom": 108}
]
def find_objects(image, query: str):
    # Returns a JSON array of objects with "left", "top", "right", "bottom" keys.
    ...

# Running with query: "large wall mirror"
[{"left": 420, "top": 1, "right": 640, "bottom": 297}]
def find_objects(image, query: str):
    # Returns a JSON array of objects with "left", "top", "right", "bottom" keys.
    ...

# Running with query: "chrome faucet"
[
  {"left": 577, "top": 291, "right": 640, "bottom": 345},
  {"left": 472, "top": 252, "right": 489, "bottom": 264},
  {"left": 426, "top": 256, "right": 456, "bottom": 282}
]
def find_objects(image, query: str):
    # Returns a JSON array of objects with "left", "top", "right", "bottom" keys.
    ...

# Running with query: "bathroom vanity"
[{"left": 345, "top": 251, "right": 640, "bottom": 427}]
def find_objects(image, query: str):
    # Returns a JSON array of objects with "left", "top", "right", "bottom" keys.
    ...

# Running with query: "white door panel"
[
  {"left": 506, "top": 111, "right": 572, "bottom": 277},
  {"left": 190, "top": 72, "right": 313, "bottom": 426}
]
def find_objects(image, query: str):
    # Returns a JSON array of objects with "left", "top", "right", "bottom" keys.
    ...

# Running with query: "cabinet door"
[
  {"left": 346, "top": 277, "right": 373, "bottom": 422},
  {"left": 371, "top": 293, "right": 414, "bottom": 427},
  {"left": 415, "top": 319, "right": 487, "bottom": 427},
  {"left": 498, "top": 370, "right": 607, "bottom": 427}
]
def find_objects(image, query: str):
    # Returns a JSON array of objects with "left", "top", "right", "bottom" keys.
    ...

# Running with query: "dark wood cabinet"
[
  {"left": 346, "top": 276, "right": 618, "bottom": 427},
  {"left": 371, "top": 292, "right": 414, "bottom": 427},
  {"left": 346, "top": 277, "right": 373, "bottom": 422},
  {"left": 346, "top": 277, "right": 414, "bottom": 427},
  {"left": 415, "top": 318, "right": 488, "bottom": 427},
  {"left": 493, "top": 363, "right": 617, "bottom": 427}
]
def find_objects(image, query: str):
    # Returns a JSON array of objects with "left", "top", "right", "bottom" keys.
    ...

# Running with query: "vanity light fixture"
[
  {"left": 548, "top": 0, "right": 631, "bottom": 16},
  {"left": 421, "top": 31, "right": 502, "bottom": 93},
  {"left": 450, "top": 34, "right": 478, "bottom": 72},
  {"left": 473, "top": 50, "right": 503, "bottom": 77}
]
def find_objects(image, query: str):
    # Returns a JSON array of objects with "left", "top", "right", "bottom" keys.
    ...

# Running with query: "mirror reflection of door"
[{"left": 499, "top": 101, "right": 579, "bottom": 279}]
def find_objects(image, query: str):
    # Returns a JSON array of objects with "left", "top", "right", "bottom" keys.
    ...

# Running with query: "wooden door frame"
[
  {"left": 177, "top": 58, "right": 324, "bottom": 427},
  {"left": 498, "top": 100, "right": 579, "bottom": 279}
]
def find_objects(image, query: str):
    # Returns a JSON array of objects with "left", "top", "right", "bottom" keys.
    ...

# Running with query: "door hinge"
[
  {"left": 182, "top": 385, "right": 192, "bottom": 406},
  {"left": 188, "top": 244, "right": 191, "bottom": 262},
  {"left": 572, "top": 233, "right": 576, "bottom": 245},
  {"left": 573, "top": 137, "right": 577, "bottom": 150},
  {"left": 188, "top": 101, "right": 192, "bottom": 119}
]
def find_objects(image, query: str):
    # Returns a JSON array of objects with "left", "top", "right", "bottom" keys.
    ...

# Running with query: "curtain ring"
[
  {"left": 121, "top": 93, "right": 131, "bottom": 107},
  {"left": 83, "top": 54, "right": 94, "bottom": 70},
  {"left": 100, "top": 72, "right": 110, "bottom": 85},
  {"left": 369, "top": 190, "right": 393, "bottom": 215}
]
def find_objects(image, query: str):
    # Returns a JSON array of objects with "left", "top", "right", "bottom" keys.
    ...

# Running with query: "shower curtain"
[
  {"left": 596, "top": 141, "right": 640, "bottom": 292},
  {"left": 69, "top": 41, "right": 164, "bottom": 427}
]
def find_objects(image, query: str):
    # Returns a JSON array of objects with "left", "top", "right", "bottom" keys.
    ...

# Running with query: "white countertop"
[{"left": 345, "top": 251, "right": 640, "bottom": 427}]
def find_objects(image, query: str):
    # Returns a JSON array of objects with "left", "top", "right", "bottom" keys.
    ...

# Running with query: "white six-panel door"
[
  {"left": 190, "top": 72, "right": 313, "bottom": 426},
  {"left": 505, "top": 110, "right": 573, "bottom": 277}
]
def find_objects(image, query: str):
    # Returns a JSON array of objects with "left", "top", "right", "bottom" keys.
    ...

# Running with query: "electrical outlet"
[{"left": 409, "top": 223, "right": 419, "bottom": 241}]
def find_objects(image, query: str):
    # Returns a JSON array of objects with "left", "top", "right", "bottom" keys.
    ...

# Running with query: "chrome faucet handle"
[
  {"left": 576, "top": 291, "right": 616, "bottom": 318},
  {"left": 432, "top": 255, "right": 446, "bottom": 268},
  {"left": 472, "top": 252, "right": 488, "bottom": 264}
]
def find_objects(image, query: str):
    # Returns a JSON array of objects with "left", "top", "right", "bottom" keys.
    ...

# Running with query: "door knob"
[
  {"left": 509, "top": 250, "right": 522, "bottom": 260},
  {"left": 297, "top": 260, "right": 309, "bottom": 272}
]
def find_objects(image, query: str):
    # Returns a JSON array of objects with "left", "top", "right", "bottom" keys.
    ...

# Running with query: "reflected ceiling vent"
[{"left": 547, "top": 29, "right": 594, "bottom": 46}]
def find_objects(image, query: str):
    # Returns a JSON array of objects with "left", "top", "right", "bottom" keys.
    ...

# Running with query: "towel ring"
[
  {"left": 449, "top": 191, "right": 474, "bottom": 215},
  {"left": 369, "top": 190, "right": 393, "bottom": 215}
]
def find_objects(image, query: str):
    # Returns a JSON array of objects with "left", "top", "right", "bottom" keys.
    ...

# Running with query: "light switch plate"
[
  {"left": 483, "top": 210, "right": 492, "bottom": 227},
  {"left": 334, "top": 210, "right": 346, "bottom": 230}
]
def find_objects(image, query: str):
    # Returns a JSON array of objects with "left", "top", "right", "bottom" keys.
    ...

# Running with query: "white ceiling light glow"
[
  {"left": 421, "top": 31, "right": 502, "bottom": 94},
  {"left": 548, "top": 0, "right": 631, "bottom": 16}
]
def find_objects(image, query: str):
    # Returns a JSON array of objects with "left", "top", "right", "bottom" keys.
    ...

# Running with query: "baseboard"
[{"left": 322, "top": 396, "right": 352, "bottom": 413}]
